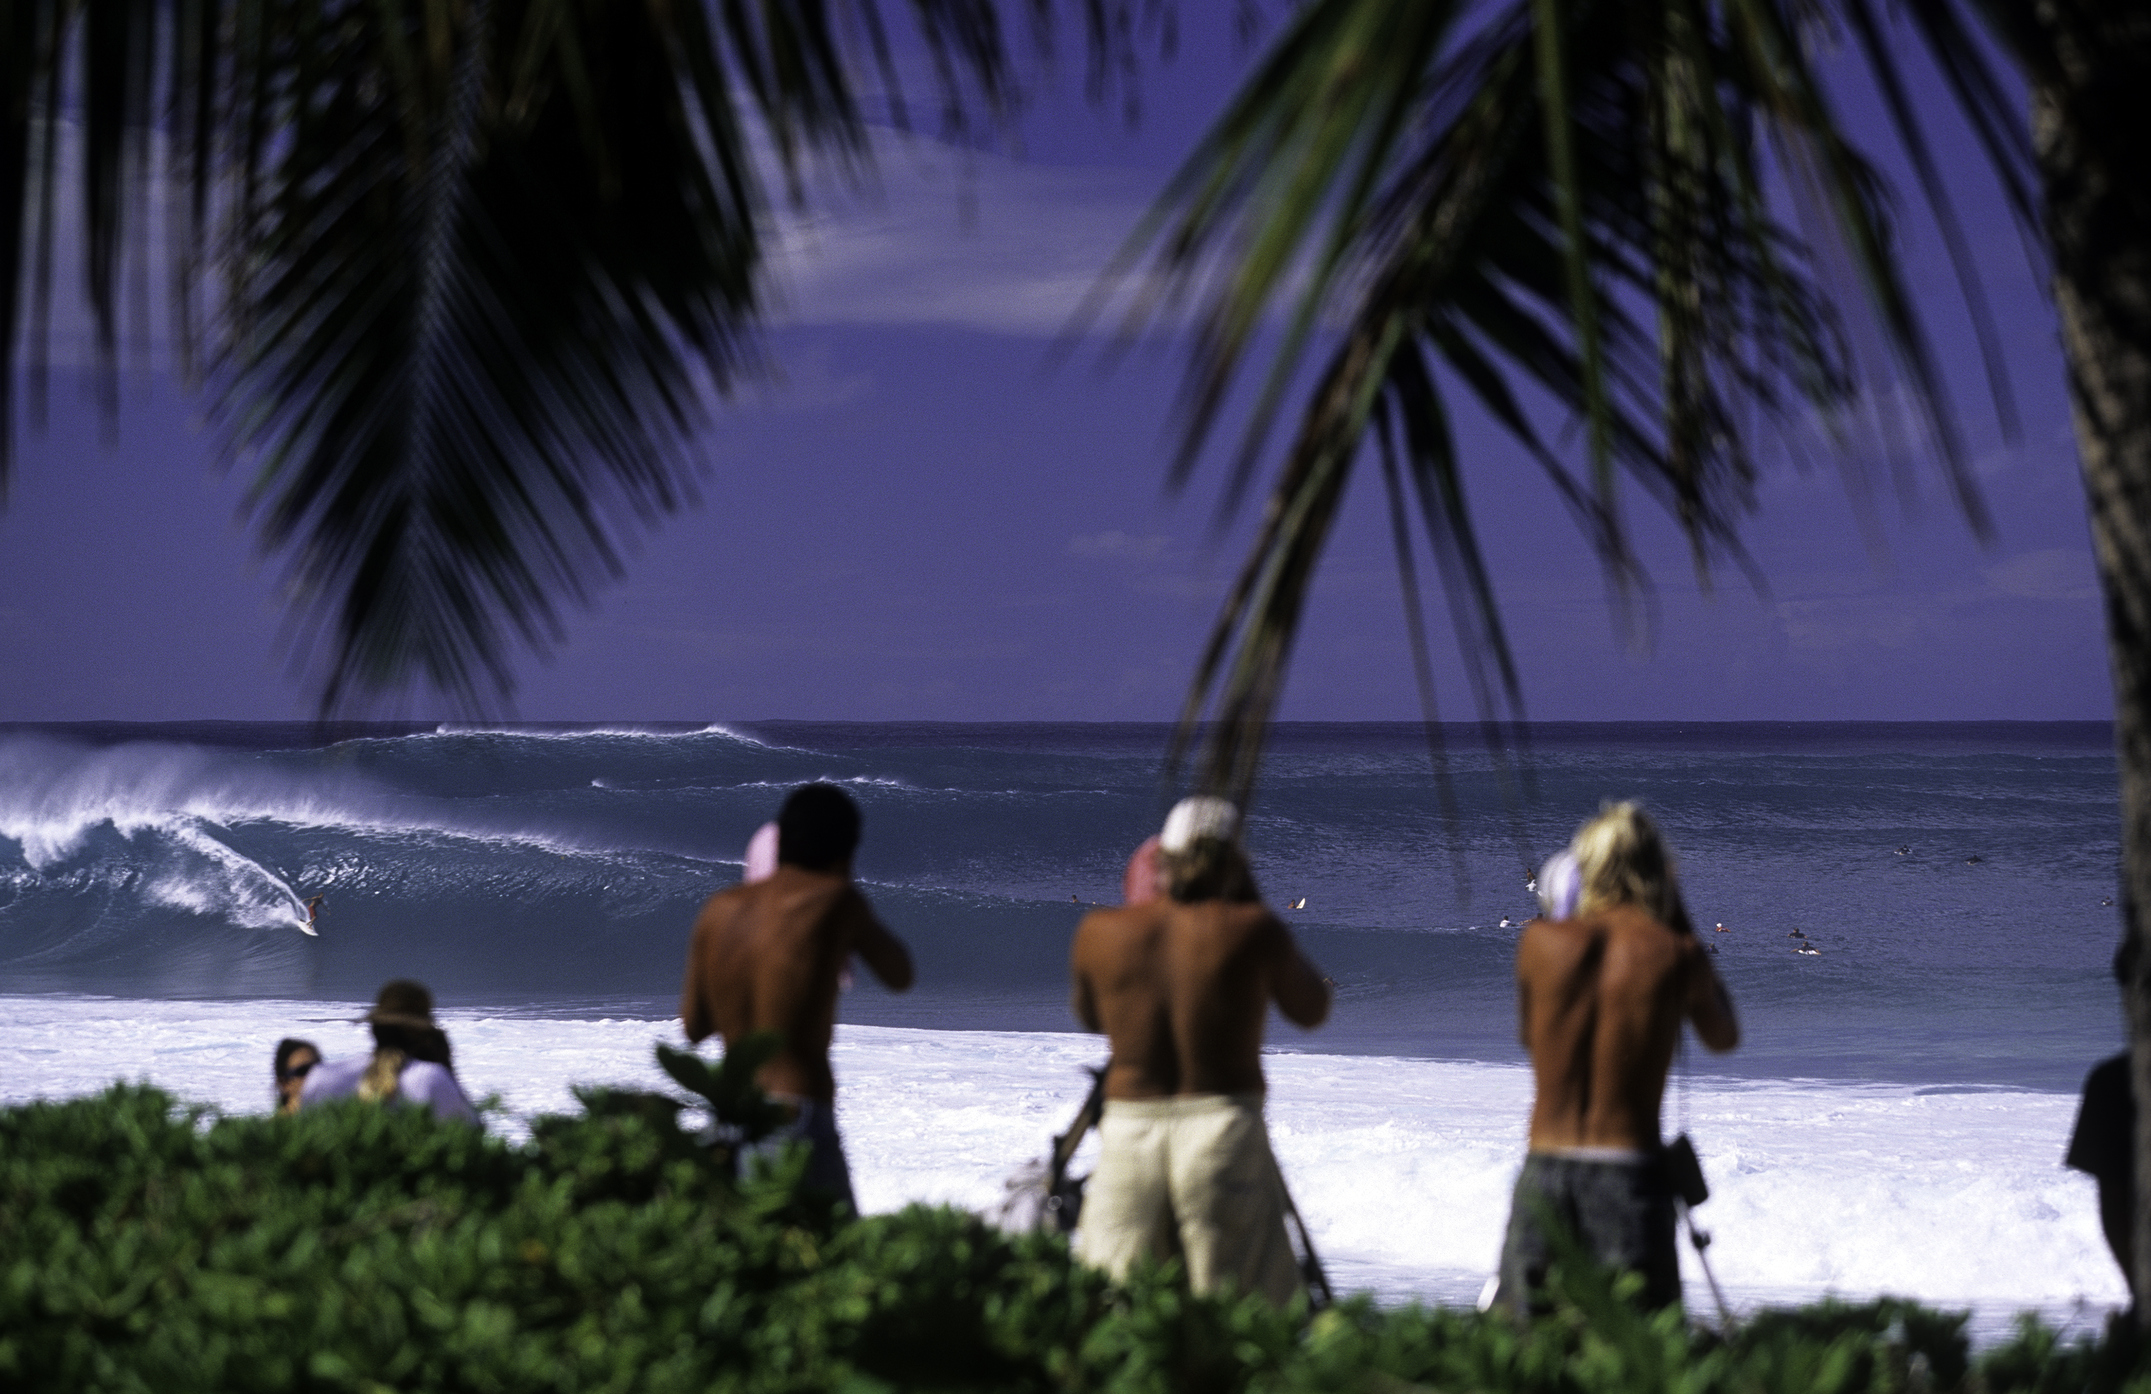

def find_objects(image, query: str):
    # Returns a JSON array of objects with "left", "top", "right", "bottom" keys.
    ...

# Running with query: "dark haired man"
[
  {"left": 1068, "top": 797, "right": 1330, "bottom": 1304},
  {"left": 681, "top": 782, "right": 914, "bottom": 1212},
  {"left": 2065, "top": 938, "right": 2139, "bottom": 1306}
]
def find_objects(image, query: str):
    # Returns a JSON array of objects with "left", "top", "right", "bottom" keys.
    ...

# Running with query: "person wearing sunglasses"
[{"left": 273, "top": 1037, "right": 320, "bottom": 1116}]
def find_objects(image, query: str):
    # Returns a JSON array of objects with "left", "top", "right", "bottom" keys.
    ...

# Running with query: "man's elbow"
[
  {"left": 1284, "top": 981, "right": 1332, "bottom": 1029},
  {"left": 1701, "top": 1016, "right": 1740, "bottom": 1052},
  {"left": 880, "top": 952, "right": 916, "bottom": 993}
]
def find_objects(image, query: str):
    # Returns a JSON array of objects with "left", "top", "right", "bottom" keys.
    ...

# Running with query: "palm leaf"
[
  {"left": 1103, "top": 0, "right": 2021, "bottom": 807},
  {"left": 4, "top": 0, "right": 1152, "bottom": 711}
]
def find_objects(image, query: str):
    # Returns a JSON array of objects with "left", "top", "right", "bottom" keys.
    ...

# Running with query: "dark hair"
[
  {"left": 1164, "top": 837, "right": 1260, "bottom": 905},
  {"left": 274, "top": 1038, "right": 318, "bottom": 1081},
  {"left": 370, "top": 1020, "right": 454, "bottom": 1070},
  {"left": 778, "top": 783, "right": 862, "bottom": 871}
]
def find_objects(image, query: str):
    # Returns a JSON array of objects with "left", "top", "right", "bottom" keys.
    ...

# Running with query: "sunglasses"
[{"left": 282, "top": 1059, "right": 318, "bottom": 1082}]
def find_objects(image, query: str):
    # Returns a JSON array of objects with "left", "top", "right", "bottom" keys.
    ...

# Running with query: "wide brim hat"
[{"left": 360, "top": 978, "right": 438, "bottom": 1030}]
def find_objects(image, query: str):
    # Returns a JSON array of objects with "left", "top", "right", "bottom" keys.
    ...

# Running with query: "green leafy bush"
[{"left": 0, "top": 1063, "right": 2143, "bottom": 1393}]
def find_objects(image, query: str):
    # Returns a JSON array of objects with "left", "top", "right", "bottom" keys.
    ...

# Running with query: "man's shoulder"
[
  {"left": 1164, "top": 899, "right": 1291, "bottom": 952},
  {"left": 1073, "top": 903, "right": 1169, "bottom": 962},
  {"left": 1521, "top": 907, "right": 1682, "bottom": 959},
  {"left": 696, "top": 878, "right": 756, "bottom": 914},
  {"left": 699, "top": 870, "right": 858, "bottom": 918},
  {"left": 2086, "top": 1052, "right": 2132, "bottom": 1107},
  {"left": 1077, "top": 902, "right": 1166, "bottom": 938},
  {"left": 394, "top": 1061, "right": 480, "bottom": 1123},
  {"left": 301, "top": 1056, "right": 368, "bottom": 1102}
]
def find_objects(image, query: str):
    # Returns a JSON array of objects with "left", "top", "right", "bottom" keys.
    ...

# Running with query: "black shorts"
[{"left": 1498, "top": 1151, "right": 1680, "bottom": 1314}]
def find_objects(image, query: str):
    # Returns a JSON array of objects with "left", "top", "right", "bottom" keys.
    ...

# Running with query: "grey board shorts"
[
  {"left": 1497, "top": 1151, "right": 1680, "bottom": 1314},
  {"left": 737, "top": 1095, "right": 856, "bottom": 1215}
]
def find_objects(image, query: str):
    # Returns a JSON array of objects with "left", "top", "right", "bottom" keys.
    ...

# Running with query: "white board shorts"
[{"left": 1074, "top": 1092, "right": 1300, "bottom": 1305}]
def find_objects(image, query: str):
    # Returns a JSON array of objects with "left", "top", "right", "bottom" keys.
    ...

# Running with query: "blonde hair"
[
  {"left": 1163, "top": 836, "right": 1260, "bottom": 904},
  {"left": 358, "top": 1048, "right": 407, "bottom": 1103},
  {"left": 1569, "top": 801, "right": 1686, "bottom": 929}
]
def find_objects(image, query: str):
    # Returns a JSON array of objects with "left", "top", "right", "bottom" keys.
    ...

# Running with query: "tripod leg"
[{"left": 1680, "top": 1202, "right": 1737, "bottom": 1335}]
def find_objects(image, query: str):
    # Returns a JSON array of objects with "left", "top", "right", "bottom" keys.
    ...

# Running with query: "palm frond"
[
  {"left": 222, "top": 0, "right": 778, "bottom": 708},
  {"left": 0, "top": 0, "right": 53, "bottom": 498},
  {"left": 6, "top": 0, "right": 1165, "bottom": 712},
  {"left": 1105, "top": 0, "right": 2020, "bottom": 805}
]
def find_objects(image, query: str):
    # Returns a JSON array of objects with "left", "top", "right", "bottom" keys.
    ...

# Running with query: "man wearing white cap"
[{"left": 1068, "top": 796, "right": 1330, "bottom": 1304}]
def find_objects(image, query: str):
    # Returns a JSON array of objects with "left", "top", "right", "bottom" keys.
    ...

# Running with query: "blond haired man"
[{"left": 1499, "top": 802, "right": 1738, "bottom": 1313}]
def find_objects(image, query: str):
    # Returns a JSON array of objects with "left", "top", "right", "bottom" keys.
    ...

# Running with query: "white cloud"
[
  {"left": 14, "top": 108, "right": 1161, "bottom": 391},
  {"left": 1773, "top": 594, "right": 1929, "bottom": 653},
  {"left": 1982, "top": 547, "right": 2099, "bottom": 603},
  {"left": 1066, "top": 529, "right": 1171, "bottom": 558},
  {"left": 1768, "top": 545, "right": 2099, "bottom": 658},
  {"left": 762, "top": 128, "right": 1155, "bottom": 336}
]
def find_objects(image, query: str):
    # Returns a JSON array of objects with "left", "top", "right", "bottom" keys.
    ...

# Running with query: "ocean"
[{"left": 0, "top": 719, "right": 2130, "bottom": 1338}]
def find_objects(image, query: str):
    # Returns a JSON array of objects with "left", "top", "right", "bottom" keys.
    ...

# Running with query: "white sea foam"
[
  {"left": 0, "top": 734, "right": 712, "bottom": 895},
  {"left": 0, "top": 736, "right": 403, "bottom": 869},
  {"left": 142, "top": 818, "right": 310, "bottom": 931},
  {"left": 0, "top": 995, "right": 2121, "bottom": 1345},
  {"left": 419, "top": 723, "right": 785, "bottom": 749}
]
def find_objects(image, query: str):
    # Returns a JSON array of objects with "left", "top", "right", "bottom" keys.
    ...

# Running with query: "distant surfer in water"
[
  {"left": 300, "top": 894, "right": 326, "bottom": 935},
  {"left": 1498, "top": 801, "right": 1738, "bottom": 1317},
  {"left": 683, "top": 784, "right": 914, "bottom": 1214},
  {"left": 1069, "top": 796, "right": 1330, "bottom": 1305}
]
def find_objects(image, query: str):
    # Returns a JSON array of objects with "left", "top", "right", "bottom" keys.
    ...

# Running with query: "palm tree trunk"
[{"left": 2028, "top": 0, "right": 2151, "bottom": 1324}]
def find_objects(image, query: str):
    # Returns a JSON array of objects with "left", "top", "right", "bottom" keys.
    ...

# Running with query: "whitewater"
[
  {"left": 0, "top": 993, "right": 2121, "bottom": 1346},
  {"left": 0, "top": 720, "right": 2131, "bottom": 1343}
]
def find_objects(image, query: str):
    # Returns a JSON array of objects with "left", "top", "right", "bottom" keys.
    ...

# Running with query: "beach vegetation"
[
  {"left": 1, "top": 1078, "right": 2142, "bottom": 1393},
  {"left": 6, "top": 0, "right": 2149, "bottom": 1338}
]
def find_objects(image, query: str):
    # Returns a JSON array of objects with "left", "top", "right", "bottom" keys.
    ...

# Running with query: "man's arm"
[
  {"left": 1068, "top": 913, "right": 1101, "bottom": 1031},
  {"left": 681, "top": 914, "right": 717, "bottom": 1044},
  {"left": 849, "top": 904, "right": 915, "bottom": 991},
  {"left": 1685, "top": 947, "right": 1739, "bottom": 1051},
  {"left": 1071, "top": 970, "right": 1101, "bottom": 1033},
  {"left": 1515, "top": 926, "right": 1539, "bottom": 1047},
  {"left": 1268, "top": 919, "right": 1331, "bottom": 1028}
]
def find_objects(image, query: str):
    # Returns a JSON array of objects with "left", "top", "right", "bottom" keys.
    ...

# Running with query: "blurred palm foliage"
[
  {"left": 1092, "top": 0, "right": 2039, "bottom": 801},
  {"left": 3, "top": 1075, "right": 2143, "bottom": 1392},
  {"left": 0, "top": 0, "right": 1153, "bottom": 711}
]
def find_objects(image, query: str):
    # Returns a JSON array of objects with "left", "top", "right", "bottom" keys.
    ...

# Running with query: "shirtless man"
[
  {"left": 681, "top": 783, "right": 914, "bottom": 1211},
  {"left": 1499, "top": 801, "right": 1738, "bottom": 1314},
  {"left": 1069, "top": 796, "right": 1331, "bottom": 1304}
]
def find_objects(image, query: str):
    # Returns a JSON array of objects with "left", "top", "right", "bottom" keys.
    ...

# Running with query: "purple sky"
[{"left": 0, "top": 13, "right": 2110, "bottom": 724}]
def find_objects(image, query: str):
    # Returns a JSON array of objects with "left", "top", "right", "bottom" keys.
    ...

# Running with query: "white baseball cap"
[{"left": 1160, "top": 796, "right": 1239, "bottom": 853}]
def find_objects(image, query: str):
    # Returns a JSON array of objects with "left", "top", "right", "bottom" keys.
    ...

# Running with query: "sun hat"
[
  {"left": 361, "top": 979, "right": 438, "bottom": 1030},
  {"left": 1160, "top": 796, "right": 1239, "bottom": 854}
]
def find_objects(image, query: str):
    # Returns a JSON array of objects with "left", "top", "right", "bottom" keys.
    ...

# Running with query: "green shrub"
[{"left": 0, "top": 1066, "right": 2143, "bottom": 1393}]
